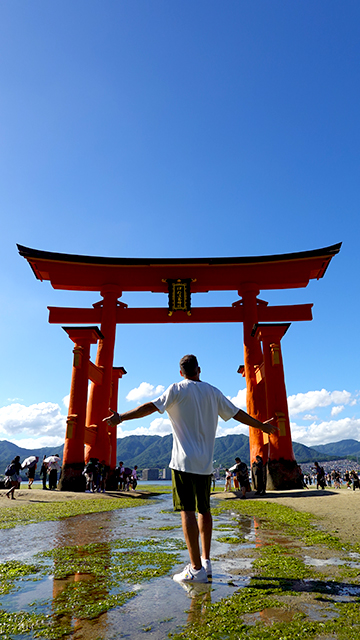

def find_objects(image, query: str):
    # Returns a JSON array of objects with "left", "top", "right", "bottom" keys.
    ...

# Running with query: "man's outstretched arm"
[
  {"left": 233, "top": 409, "right": 278, "bottom": 435},
  {"left": 103, "top": 402, "right": 160, "bottom": 426}
]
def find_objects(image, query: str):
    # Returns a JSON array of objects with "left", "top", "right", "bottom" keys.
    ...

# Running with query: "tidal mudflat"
[{"left": 0, "top": 487, "right": 359, "bottom": 640}]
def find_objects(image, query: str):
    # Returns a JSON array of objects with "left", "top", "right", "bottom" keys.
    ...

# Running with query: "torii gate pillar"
[
  {"left": 239, "top": 285, "right": 268, "bottom": 465},
  {"left": 58, "top": 326, "right": 102, "bottom": 492},
  {"left": 254, "top": 323, "right": 303, "bottom": 489},
  {"left": 106, "top": 366, "right": 127, "bottom": 489},
  {"left": 85, "top": 285, "right": 122, "bottom": 466}
]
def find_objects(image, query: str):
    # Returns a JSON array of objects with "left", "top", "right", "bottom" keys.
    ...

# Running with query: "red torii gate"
[{"left": 18, "top": 242, "right": 341, "bottom": 491}]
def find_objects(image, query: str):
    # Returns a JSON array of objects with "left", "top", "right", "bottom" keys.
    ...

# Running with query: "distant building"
[
  {"left": 162, "top": 468, "right": 172, "bottom": 480},
  {"left": 142, "top": 468, "right": 159, "bottom": 481}
]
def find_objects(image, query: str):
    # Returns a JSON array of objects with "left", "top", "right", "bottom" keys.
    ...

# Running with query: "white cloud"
[
  {"left": 0, "top": 402, "right": 66, "bottom": 445},
  {"left": 228, "top": 388, "right": 247, "bottom": 409},
  {"left": 126, "top": 382, "right": 165, "bottom": 404},
  {"left": 287, "top": 389, "right": 352, "bottom": 416},
  {"left": 117, "top": 417, "right": 172, "bottom": 438},
  {"left": 331, "top": 405, "right": 344, "bottom": 417},
  {"left": 290, "top": 417, "right": 360, "bottom": 447},
  {"left": 303, "top": 414, "right": 317, "bottom": 421},
  {"left": 10, "top": 436, "right": 65, "bottom": 450}
]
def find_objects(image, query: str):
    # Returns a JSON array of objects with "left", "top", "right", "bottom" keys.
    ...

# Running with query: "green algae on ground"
[
  {"left": 216, "top": 535, "right": 247, "bottom": 544},
  {"left": 212, "top": 499, "right": 348, "bottom": 550},
  {"left": 0, "top": 496, "right": 153, "bottom": 530},
  {"left": 0, "top": 610, "right": 55, "bottom": 639},
  {"left": 253, "top": 543, "right": 312, "bottom": 580},
  {"left": 0, "top": 560, "right": 43, "bottom": 596},
  {"left": 170, "top": 499, "right": 360, "bottom": 640},
  {"left": 170, "top": 598, "right": 360, "bottom": 640}
]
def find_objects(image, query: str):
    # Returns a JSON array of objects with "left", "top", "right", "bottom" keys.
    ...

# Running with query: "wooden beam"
[
  {"left": 48, "top": 303, "right": 313, "bottom": 325},
  {"left": 88, "top": 361, "right": 103, "bottom": 385}
]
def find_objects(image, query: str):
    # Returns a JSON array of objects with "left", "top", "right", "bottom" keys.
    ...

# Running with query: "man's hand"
[
  {"left": 103, "top": 409, "right": 121, "bottom": 426},
  {"left": 233, "top": 410, "right": 279, "bottom": 435},
  {"left": 260, "top": 418, "right": 278, "bottom": 435},
  {"left": 103, "top": 402, "right": 159, "bottom": 426}
]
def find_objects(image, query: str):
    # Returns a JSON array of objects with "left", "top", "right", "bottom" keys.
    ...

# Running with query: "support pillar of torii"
[
  {"left": 253, "top": 323, "right": 302, "bottom": 489},
  {"left": 58, "top": 326, "right": 103, "bottom": 491},
  {"left": 58, "top": 325, "right": 127, "bottom": 491}
]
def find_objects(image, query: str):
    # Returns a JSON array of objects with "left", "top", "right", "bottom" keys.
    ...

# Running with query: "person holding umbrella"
[
  {"left": 21, "top": 456, "right": 39, "bottom": 489},
  {"left": 45, "top": 455, "right": 61, "bottom": 490}
]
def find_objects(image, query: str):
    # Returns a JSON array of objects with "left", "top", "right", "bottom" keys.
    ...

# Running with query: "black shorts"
[{"left": 171, "top": 469, "right": 212, "bottom": 513}]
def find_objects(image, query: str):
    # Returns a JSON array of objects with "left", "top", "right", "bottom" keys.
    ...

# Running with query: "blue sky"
[{"left": 0, "top": 1, "right": 359, "bottom": 451}]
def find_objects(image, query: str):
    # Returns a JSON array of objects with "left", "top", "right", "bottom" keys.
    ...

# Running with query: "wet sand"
[{"left": 1, "top": 485, "right": 360, "bottom": 545}]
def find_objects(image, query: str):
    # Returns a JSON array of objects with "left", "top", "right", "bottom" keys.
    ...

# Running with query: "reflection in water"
[
  {"left": 177, "top": 582, "right": 212, "bottom": 626},
  {"left": 51, "top": 539, "right": 112, "bottom": 639}
]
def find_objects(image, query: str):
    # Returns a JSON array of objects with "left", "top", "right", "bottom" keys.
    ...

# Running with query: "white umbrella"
[
  {"left": 21, "top": 456, "right": 38, "bottom": 469},
  {"left": 44, "top": 456, "right": 61, "bottom": 464}
]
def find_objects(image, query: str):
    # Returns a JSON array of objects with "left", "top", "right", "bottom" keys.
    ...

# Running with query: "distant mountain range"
[{"left": 1, "top": 435, "right": 360, "bottom": 477}]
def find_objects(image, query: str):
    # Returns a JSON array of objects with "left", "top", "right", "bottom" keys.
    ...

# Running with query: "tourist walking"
[
  {"left": 104, "top": 354, "right": 276, "bottom": 584},
  {"left": 4, "top": 456, "right": 21, "bottom": 500},
  {"left": 21, "top": 456, "right": 39, "bottom": 489},
  {"left": 314, "top": 462, "right": 326, "bottom": 490}
]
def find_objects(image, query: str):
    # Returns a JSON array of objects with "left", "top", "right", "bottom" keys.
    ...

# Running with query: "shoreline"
[{"left": 1, "top": 485, "right": 360, "bottom": 546}]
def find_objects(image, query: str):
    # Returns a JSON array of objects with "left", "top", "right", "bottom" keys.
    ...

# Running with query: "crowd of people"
[
  {"left": 303, "top": 463, "right": 360, "bottom": 491},
  {"left": 115, "top": 462, "right": 138, "bottom": 491},
  {"left": 82, "top": 459, "right": 139, "bottom": 493},
  {"left": 83, "top": 458, "right": 110, "bottom": 492},
  {"left": 2, "top": 453, "right": 141, "bottom": 496}
]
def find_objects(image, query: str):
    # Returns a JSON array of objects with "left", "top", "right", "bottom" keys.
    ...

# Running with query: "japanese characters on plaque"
[{"left": 166, "top": 279, "right": 192, "bottom": 316}]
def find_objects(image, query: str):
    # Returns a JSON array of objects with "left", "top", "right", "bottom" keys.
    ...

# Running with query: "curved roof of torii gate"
[{"left": 17, "top": 243, "right": 341, "bottom": 293}]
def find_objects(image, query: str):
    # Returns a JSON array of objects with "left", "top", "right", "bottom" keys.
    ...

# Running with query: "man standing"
[
  {"left": 252, "top": 454, "right": 266, "bottom": 496},
  {"left": 104, "top": 354, "right": 276, "bottom": 584}
]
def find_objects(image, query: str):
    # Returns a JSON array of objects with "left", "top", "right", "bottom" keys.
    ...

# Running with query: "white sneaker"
[
  {"left": 173, "top": 564, "right": 208, "bottom": 583},
  {"left": 201, "top": 558, "right": 212, "bottom": 578}
]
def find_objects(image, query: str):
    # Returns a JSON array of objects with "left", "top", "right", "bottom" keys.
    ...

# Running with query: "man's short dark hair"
[
  {"left": 180, "top": 354, "right": 199, "bottom": 377},
  {"left": 235, "top": 457, "right": 241, "bottom": 462}
]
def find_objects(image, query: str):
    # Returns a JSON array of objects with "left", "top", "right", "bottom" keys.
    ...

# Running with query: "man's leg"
[
  {"left": 180, "top": 511, "right": 202, "bottom": 570},
  {"left": 198, "top": 511, "right": 212, "bottom": 560}
]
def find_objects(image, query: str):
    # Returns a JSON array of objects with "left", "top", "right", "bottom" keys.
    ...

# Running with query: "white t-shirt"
[{"left": 153, "top": 379, "right": 239, "bottom": 475}]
